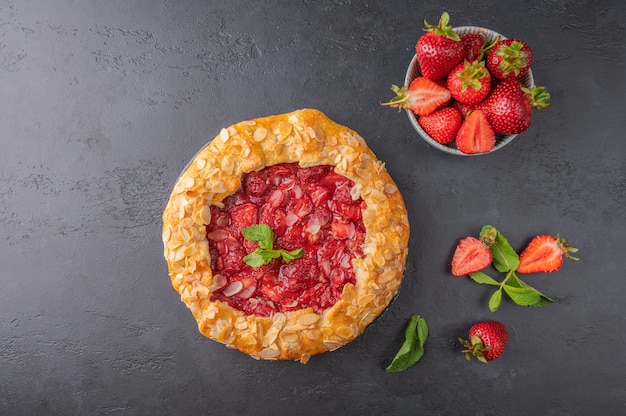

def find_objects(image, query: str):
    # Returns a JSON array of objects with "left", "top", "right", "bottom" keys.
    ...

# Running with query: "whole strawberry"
[
  {"left": 382, "top": 77, "right": 451, "bottom": 116},
  {"left": 460, "top": 32, "right": 485, "bottom": 61},
  {"left": 415, "top": 12, "right": 465, "bottom": 81},
  {"left": 418, "top": 107, "right": 462, "bottom": 145},
  {"left": 478, "top": 80, "right": 550, "bottom": 135},
  {"left": 517, "top": 234, "right": 579, "bottom": 274},
  {"left": 487, "top": 38, "right": 533, "bottom": 81},
  {"left": 451, "top": 236, "right": 492, "bottom": 276},
  {"left": 460, "top": 321, "right": 509, "bottom": 363},
  {"left": 447, "top": 60, "right": 492, "bottom": 104}
]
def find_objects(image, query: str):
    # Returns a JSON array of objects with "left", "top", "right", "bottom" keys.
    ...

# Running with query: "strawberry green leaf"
[
  {"left": 386, "top": 315, "right": 428, "bottom": 373},
  {"left": 489, "top": 289, "right": 503, "bottom": 312},
  {"left": 469, "top": 272, "right": 500, "bottom": 286},
  {"left": 479, "top": 225, "right": 519, "bottom": 272}
]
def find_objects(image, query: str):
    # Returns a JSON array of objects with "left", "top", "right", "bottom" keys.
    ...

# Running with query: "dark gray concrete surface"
[{"left": 1, "top": 1, "right": 624, "bottom": 414}]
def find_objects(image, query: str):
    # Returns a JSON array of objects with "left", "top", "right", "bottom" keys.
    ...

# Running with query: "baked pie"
[{"left": 162, "top": 109, "right": 409, "bottom": 363}]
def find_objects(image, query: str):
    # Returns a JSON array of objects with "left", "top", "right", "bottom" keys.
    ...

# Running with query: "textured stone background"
[{"left": 1, "top": 0, "right": 624, "bottom": 414}]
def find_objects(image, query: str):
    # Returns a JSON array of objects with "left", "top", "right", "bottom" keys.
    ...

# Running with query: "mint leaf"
[
  {"left": 480, "top": 225, "right": 519, "bottom": 272},
  {"left": 242, "top": 224, "right": 274, "bottom": 250},
  {"left": 280, "top": 248, "right": 304, "bottom": 263},
  {"left": 242, "top": 225, "right": 304, "bottom": 267},
  {"left": 386, "top": 315, "right": 428, "bottom": 373},
  {"left": 502, "top": 285, "right": 541, "bottom": 306},
  {"left": 469, "top": 272, "right": 500, "bottom": 286},
  {"left": 489, "top": 289, "right": 503, "bottom": 312},
  {"left": 504, "top": 273, "right": 554, "bottom": 307}
]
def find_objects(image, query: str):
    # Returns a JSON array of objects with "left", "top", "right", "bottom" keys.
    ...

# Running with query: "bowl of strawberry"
[{"left": 383, "top": 12, "right": 550, "bottom": 156}]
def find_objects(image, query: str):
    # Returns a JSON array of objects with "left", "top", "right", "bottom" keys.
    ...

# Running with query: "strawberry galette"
[{"left": 162, "top": 109, "right": 409, "bottom": 363}]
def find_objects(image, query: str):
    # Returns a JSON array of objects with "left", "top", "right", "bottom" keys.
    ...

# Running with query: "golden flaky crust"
[{"left": 162, "top": 109, "right": 409, "bottom": 363}]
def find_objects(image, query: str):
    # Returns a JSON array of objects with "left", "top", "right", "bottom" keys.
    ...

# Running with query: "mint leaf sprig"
[
  {"left": 242, "top": 224, "right": 304, "bottom": 267},
  {"left": 386, "top": 315, "right": 428, "bottom": 373},
  {"left": 466, "top": 225, "right": 554, "bottom": 312}
]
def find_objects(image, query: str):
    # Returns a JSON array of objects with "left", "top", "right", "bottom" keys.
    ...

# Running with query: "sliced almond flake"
[
  {"left": 217, "top": 324, "right": 233, "bottom": 342},
  {"left": 222, "top": 281, "right": 243, "bottom": 297},
  {"left": 356, "top": 167, "right": 372, "bottom": 180},
  {"left": 221, "top": 157, "right": 235, "bottom": 175},
  {"left": 313, "top": 125, "right": 325, "bottom": 142},
  {"left": 182, "top": 177, "right": 195, "bottom": 189},
  {"left": 253, "top": 126, "right": 267, "bottom": 142},
  {"left": 271, "top": 312, "right": 287, "bottom": 330},
  {"left": 180, "top": 227, "right": 192, "bottom": 243},
  {"left": 358, "top": 293, "right": 376, "bottom": 306},
  {"left": 227, "top": 126, "right": 237, "bottom": 136},
  {"left": 283, "top": 323, "right": 306, "bottom": 332},
  {"left": 384, "top": 183, "right": 398, "bottom": 194},
  {"left": 219, "top": 128, "right": 229, "bottom": 142},
  {"left": 212, "top": 181, "right": 227, "bottom": 193},
  {"left": 259, "top": 346, "right": 280, "bottom": 359},
  {"left": 305, "top": 329, "right": 323, "bottom": 341},
  {"left": 198, "top": 205, "right": 211, "bottom": 225},
  {"left": 186, "top": 258, "right": 197, "bottom": 273},
  {"left": 162, "top": 228, "right": 171, "bottom": 243},
  {"left": 195, "top": 283, "right": 209, "bottom": 296},
  {"left": 210, "top": 273, "right": 227, "bottom": 290},
  {"left": 281, "top": 332, "right": 299, "bottom": 343},
  {"left": 263, "top": 327, "right": 280, "bottom": 347},
  {"left": 242, "top": 120, "right": 256, "bottom": 126},
  {"left": 238, "top": 285, "right": 256, "bottom": 299},
  {"left": 297, "top": 313, "right": 320, "bottom": 327},
  {"left": 349, "top": 184, "right": 362, "bottom": 200},
  {"left": 346, "top": 306, "right": 359, "bottom": 318},
  {"left": 288, "top": 114, "right": 299, "bottom": 124},
  {"left": 323, "top": 341, "right": 343, "bottom": 351},
  {"left": 299, "top": 353, "right": 312, "bottom": 364},
  {"left": 377, "top": 270, "right": 397, "bottom": 284},
  {"left": 234, "top": 319, "right": 248, "bottom": 330},
  {"left": 240, "top": 146, "right": 251, "bottom": 158},
  {"left": 337, "top": 326, "right": 355, "bottom": 339},
  {"left": 373, "top": 250, "right": 386, "bottom": 267},
  {"left": 194, "top": 157, "right": 207, "bottom": 170},
  {"left": 326, "top": 135, "right": 337, "bottom": 146}
]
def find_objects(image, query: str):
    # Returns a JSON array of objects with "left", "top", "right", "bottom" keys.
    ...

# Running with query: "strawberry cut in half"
[
  {"left": 455, "top": 109, "right": 495, "bottom": 155},
  {"left": 417, "top": 107, "right": 462, "bottom": 145},
  {"left": 451, "top": 236, "right": 492, "bottom": 276},
  {"left": 460, "top": 321, "right": 509, "bottom": 363},
  {"left": 382, "top": 77, "right": 451, "bottom": 116},
  {"left": 517, "top": 234, "right": 579, "bottom": 274}
]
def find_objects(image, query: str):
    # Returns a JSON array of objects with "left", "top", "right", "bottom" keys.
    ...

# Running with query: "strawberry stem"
[
  {"left": 423, "top": 11, "right": 460, "bottom": 41},
  {"left": 521, "top": 86, "right": 550, "bottom": 111}
]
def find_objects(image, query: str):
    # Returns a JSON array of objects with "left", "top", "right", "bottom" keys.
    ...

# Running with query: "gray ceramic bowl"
[{"left": 405, "top": 26, "right": 535, "bottom": 156}]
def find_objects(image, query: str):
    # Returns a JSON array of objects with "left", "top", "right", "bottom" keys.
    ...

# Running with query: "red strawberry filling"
[{"left": 206, "top": 163, "right": 367, "bottom": 316}]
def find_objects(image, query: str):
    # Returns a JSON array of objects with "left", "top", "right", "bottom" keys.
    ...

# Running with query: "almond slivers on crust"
[{"left": 162, "top": 109, "right": 410, "bottom": 363}]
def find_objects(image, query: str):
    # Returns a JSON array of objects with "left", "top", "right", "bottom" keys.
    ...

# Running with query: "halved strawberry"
[
  {"left": 451, "top": 236, "right": 492, "bottom": 276},
  {"left": 455, "top": 109, "right": 495, "bottom": 155},
  {"left": 382, "top": 77, "right": 451, "bottom": 116},
  {"left": 417, "top": 107, "right": 462, "bottom": 145},
  {"left": 517, "top": 234, "right": 579, "bottom": 274}
]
